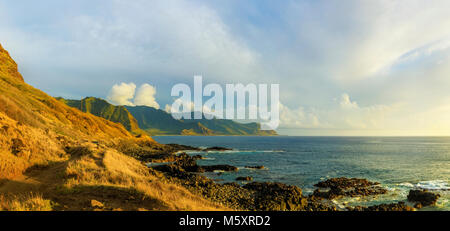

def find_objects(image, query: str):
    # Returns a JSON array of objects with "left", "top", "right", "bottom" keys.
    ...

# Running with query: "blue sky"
[{"left": 1, "top": 0, "right": 450, "bottom": 135}]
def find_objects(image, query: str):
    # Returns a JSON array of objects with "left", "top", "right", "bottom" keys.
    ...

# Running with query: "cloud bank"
[
  {"left": 107, "top": 82, "right": 160, "bottom": 108},
  {"left": 134, "top": 84, "right": 160, "bottom": 109},
  {"left": 107, "top": 83, "right": 136, "bottom": 106}
]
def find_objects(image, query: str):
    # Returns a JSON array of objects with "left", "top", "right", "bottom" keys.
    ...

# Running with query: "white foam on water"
[
  {"left": 242, "top": 166, "right": 269, "bottom": 170},
  {"left": 396, "top": 180, "right": 450, "bottom": 191},
  {"left": 331, "top": 200, "right": 346, "bottom": 209},
  {"left": 202, "top": 157, "right": 215, "bottom": 160},
  {"left": 417, "top": 180, "right": 450, "bottom": 190},
  {"left": 384, "top": 186, "right": 397, "bottom": 192},
  {"left": 398, "top": 182, "right": 415, "bottom": 188},
  {"left": 184, "top": 151, "right": 204, "bottom": 154}
]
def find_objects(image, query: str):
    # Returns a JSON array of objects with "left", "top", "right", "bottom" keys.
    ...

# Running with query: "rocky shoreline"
[{"left": 146, "top": 144, "right": 440, "bottom": 211}]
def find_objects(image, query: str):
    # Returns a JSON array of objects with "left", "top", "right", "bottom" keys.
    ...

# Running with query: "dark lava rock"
[
  {"left": 313, "top": 177, "right": 387, "bottom": 199},
  {"left": 243, "top": 182, "right": 308, "bottom": 211},
  {"left": 151, "top": 154, "right": 403, "bottom": 211},
  {"left": 304, "top": 199, "right": 338, "bottom": 211},
  {"left": 407, "top": 189, "right": 440, "bottom": 207},
  {"left": 203, "top": 146, "right": 232, "bottom": 152},
  {"left": 223, "top": 182, "right": 241, "bottom": 187},
  {"left": 173, "top": 153, "right": 203, "bottom": 172},
  {"left": 166, "top": 143, "right": 201, "bottom": 151},
  {"left": 245, "top": 165, "right": 265, "bottom": 170},
  {"left": 157, "top": 153, "right": 238, "bottom": 173},
  {"left": 152, "top": 164, "right": 192, "bottom": 180},
  {"left": 192, "top": 155, "right": 204, "bottom": 160},
  {"left": 146, "top": 153, "right": 180, "bottom": 163},
  {"left": 314, "top": 177, "right": 380, "bottom": 189},
  {"left": 348, "top": 202, "right": 415, "bottom": 211},
  {"left": 151, "top": 167, "right": 256, "bottom": 210},
  {"left": 202, "top": 165, "right": 238, "bottom": 172},
  {"left": 236, "top": 176, "right": 253, "bottom": 181}
]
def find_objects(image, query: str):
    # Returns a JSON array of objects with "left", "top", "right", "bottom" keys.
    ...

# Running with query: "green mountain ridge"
[
  {"left": 126, "top": 106, "right": 277, "bottom": 136},
  {"left": 58, "top": 97, "right": 277, "bottom": 136},
  {"left": 56, "top": 97, "right": 141, "bottom": 134}
]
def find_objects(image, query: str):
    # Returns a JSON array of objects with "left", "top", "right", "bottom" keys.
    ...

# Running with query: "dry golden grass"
[
  {"left": 0, "top": 192, "right": 52, "bottom": 211},
  {"left": 0, "top": 112, "right": 66, "bottom": 179},
  {"left": 63, "top": 146, "right": 227, "bottom": 211}
]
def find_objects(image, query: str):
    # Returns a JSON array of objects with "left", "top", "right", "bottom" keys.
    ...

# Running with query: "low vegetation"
[{"left": 0, "top": 193, "right": 52, "bottom": 211}]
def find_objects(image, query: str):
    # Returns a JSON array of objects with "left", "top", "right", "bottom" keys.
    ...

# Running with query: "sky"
[{"left": 1, "top": 0, "right": 450, "bottom": 136}]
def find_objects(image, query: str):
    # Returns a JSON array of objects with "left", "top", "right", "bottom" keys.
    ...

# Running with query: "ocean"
[{"left": 153, "top": 136, "right": 450, "bottom": 211}]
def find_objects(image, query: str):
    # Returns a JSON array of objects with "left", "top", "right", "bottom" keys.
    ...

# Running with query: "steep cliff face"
[{"left": 0, "top": 44, "right": 24, "bottom": 82}]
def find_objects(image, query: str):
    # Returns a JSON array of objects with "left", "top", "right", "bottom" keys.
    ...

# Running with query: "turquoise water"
[{"left": 153, "top": 136, "right": 450, "bottom": 211}]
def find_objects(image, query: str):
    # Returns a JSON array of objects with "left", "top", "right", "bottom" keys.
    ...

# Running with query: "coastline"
[{"left": 144, "top": 143, "right": 442, "bottom": 211}]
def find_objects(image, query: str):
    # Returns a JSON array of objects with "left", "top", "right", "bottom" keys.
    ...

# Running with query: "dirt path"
[
  {"left": 0, "top": 160, "right": 69, "bottom": 206},
  {"left": 0, "top": 154, "right": 170, "bottom": 211}
]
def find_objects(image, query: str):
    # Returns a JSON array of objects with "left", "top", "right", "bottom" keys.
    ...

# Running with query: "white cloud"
[
  {"left": 339, "top": 93, "right": 358, "bottom": 109},
  {"left": 134, "top": 84, "right": 160, "bottom": 109},
  {"left": 279, "top": 103, "right": 323, "bottom": 129},
  {"left": 279, "top": 93, "right": 391, "bottom": 130},
  {"left": 286, "top": 0, "right": 450, "bottom": 83},
  {"left": 164, "top": 104, "right": 172, "bottom": 113},
  {"left": 107, "top": 82, "right": 160, "bottom": 108},
  {"left": 64, "top": 0, "right": 261, "bottom": 83},
  {"left": 107, "top": 82, "right": 136, "bottom": 106}
]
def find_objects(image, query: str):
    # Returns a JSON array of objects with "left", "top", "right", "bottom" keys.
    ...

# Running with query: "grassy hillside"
[
  {"left": 0, "top": 43, "right": 225, "bottom": 211},
  {"left": 56, "top": 97, "right": 141, "bottom": 134},
  {"left": 125, "top": 106, "right": 192, "bottom": 135}
]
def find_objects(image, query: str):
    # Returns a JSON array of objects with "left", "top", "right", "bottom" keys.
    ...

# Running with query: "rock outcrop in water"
[
  {"left": 407, "top": 189, "right": 440, "bottom": 208},
  {"left": 202, "top": 165, "right": 238, "bottom": 172},
  {"left": 203, "top": 146, "right": 233, "bottom": 152},
  {"left": 166, "top": 144, "right": 202, "bottom": 151},
  {"left": 245, "top": 165, "right": 265, "bottom": 170},
  {"left": 348, "top": 202, "right": 415, "bottom": 211},
  {"left": 236, "top": 176, "right": 253, "bottom": 181},
  {"left": 312, "top": 177, "right": 388, "bottom": 199},
  {"left": 153, "top": 152, "right": 238, "bottom": 173},
  {"left": 314, "top": 177, "right": 380, "bottom": 189}
]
